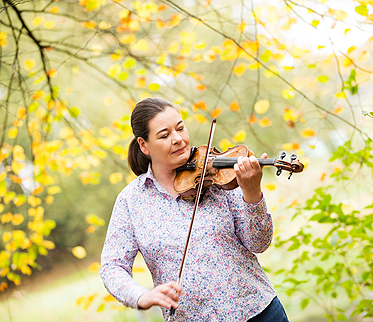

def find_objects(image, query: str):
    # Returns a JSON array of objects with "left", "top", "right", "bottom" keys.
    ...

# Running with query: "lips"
[{"left": 172, "top": 146, "right": 186, "bottom": 154}]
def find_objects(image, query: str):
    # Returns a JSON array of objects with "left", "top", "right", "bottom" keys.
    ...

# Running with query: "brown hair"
[{"left": 128, "top": 97, "right": 175, "bottom": 176}]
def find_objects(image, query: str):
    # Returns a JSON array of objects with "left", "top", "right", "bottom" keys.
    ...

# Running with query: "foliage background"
[{"left": 0, "top": 0, "right": 372, "bottom": 321}]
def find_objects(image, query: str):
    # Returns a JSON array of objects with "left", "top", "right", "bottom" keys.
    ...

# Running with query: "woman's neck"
[{"left": 151, "top": 164, "right": 178, "bottom": 198}]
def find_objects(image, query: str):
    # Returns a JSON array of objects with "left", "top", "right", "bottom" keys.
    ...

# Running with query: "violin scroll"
[{"left": 272, "top": 151, "right": 304, "bottom": 179}]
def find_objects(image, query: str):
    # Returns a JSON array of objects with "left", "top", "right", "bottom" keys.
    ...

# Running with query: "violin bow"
[{"left": 168, "top": 118, "right": 217, "bottom": 321}]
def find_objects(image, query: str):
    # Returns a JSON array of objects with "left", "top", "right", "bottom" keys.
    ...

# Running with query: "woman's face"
[{"left": 138, "top": 106, "right": 191, "bottom": 172}]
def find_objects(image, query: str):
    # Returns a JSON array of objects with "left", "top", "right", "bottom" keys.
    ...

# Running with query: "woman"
[{"left": 100, "top": 97, "right": 289, "bottom": 321}]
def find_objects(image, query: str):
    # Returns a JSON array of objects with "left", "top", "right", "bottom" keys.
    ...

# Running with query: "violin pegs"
[
  {"left": 276, "top": 168, "right": 282, "bottom": 176},
  {"left": 280, "top": 152, "right": 286, "bottom": 160},
  {"left": 290, "top": 154, "right": 297, "bottom": 162},
  {"left": 288, "top": 171, "right": 293, "bottom": 180}
]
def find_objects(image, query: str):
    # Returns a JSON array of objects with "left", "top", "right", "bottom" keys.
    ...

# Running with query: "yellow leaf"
[
  {"left": 301, "top": 128, "right": 315, "bottom": 138},
  {"left": 16, "top": 107, "right": 27, "bottom": 120},
  {"left": 1, "top": 213, "right": 12, "bottom": 224},
  {"left": 148, "top": 83, "right": 160, "bottom": 92},
  {"left": 47, "top": 186, "right": 62, "bottom": 195},
  {"left": 8, "top": 127, "right": 18, "bottom": 139},
  {"left": 98, "top": 21, "right": 110, "bottom": 29},
  {"left": 50, "top": 6, "right": 59, "bottom": 13},
  {"left": 175, "top": 61, "right": 188, "bottom": 73},
  {"left": 335, "top": 91, "right": 346, "bottom": 99},
  {"left": 120, "top": 34, "right": 136, "bottom": 44},
  {"left": 32, "top": 16, "right": 44, "bottom": 26},
  {"left": 72, "top": 246, "right": 87, "bottom": 259},
  {"left": 82, "top": 21, "right": 97, "bottom": 29},
  {"left": 169, "top": 14, "right": 182, "bottom": 27},
  {"left": 13, "top": 195, "right": 26, "bottom": 207},
  {"left": 194, "top": 114, "right": 208, "bottom": 123},
  {"left": 167, "top": 41, "right": 179, "bottom": 54},
  {"left": 180, "top": 31, "right": 196, "bottom": 45},
  {"left": 42, "top": 240, "right": 55, "bottom": 249},
  {"left": 282, "top": 88, "right": 296, "bottom": 99},
  {"left": 358, "top": 51, "right": 369, "bottom": 63},
  {"left": 44, "top": 21, "right": 55, "bottom": 30},
  {"left": 103, "top": 294, "right": 117, "bottom": 302},
  {"left": 24, "top": 59, "right": 36, "bottom": 71},
  {"left": 232, "top": 63, "right": 246, "bottom": 76},
  {"left": 328, "top": 9, "right": 348, "bottom": 20},
  {"left": 132, "top": 39, "right": 149, "bottom": 52},
  {"left": 0, "top": 32, "right": 6, "bottom": 47},
  {"left": 180, "top": 44, "right": 192, "bottom": 57},
  {"left": 233, "top": 130, "right": 246, "bottom": 142},
  {"left": 11, "top": 161, "right": 24, "bottom": 175},
  {"left": 229, "top": 101, "right": 240, "bottom": 112},
  {"left": 254, "top": 99, "right": 270, "bottom": 114},
  {"left": 108, "top": 64, "right": 120, "bottom": 78},
  {"left": 109, "top": 172, "right": 123, "bottom": 184},
  {"left": 248, "top": 62, "right": 261, "bottom": 70},
  {"left": 219, "top": 139, "right": 231, "bottom": 151},
  {"left": 28, "top": 196, "right": 42, "bottom": 208},
  {"left": 264, "top": 183, "right": 276, "bottom": 191},
  {"left": 60, "top": 127, "right": 75, "bottom": 139},
  {"left": 258, "top": 117, "right": 272, "bottom": 127},
  {"left": 236, "top": 22, "right": 247, "bottom": 32},
  {"left": 45, "top": 195, "right": 54, "bottom": 205},
  {"left": 88, "top": 262, "right": 101, "bottom": 272},
  {"left": 12, "top": 214, "right": 24, "bottom": 226},
  {"left": 13, "top": 145, "right": 25, "bottom": 160},
  {"left": 76, "top": 296, "right": 85, "bottom": 306}
]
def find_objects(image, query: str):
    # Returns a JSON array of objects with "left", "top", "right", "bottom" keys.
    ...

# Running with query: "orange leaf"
[
  {"left": 258, "top": 117, "right": 272, "bottom": 127},
  {"left": 196, "top": 84, "right": 206, "bottom": 91},
  {"left": 211, "top": 107, "right": 222, "bottom": 118},
  {"left": 193, "top": 101, "right": 207, "bottom": 111},
  {"left": 333, "top": 106, "right": 343, "bottom": 114},
  {"left": 248, "top": 114, "right": 257, "bottom": 124},
  {"left": 229, "top": 101, "right": 240, "bottom": 112}
]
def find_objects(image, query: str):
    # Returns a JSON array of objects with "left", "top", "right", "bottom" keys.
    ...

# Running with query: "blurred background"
[{"left": 0, "top": 0, "right": 372, "bottom": 321}]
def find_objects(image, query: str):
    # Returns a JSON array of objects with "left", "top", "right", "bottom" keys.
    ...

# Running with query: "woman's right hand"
[{"left": 137, "top": 280, "right": 182, "bottom": 310}]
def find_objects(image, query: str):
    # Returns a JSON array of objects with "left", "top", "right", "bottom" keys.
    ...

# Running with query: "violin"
[{"left": 174, "top": 144, "right": 304, "bottom": 198}]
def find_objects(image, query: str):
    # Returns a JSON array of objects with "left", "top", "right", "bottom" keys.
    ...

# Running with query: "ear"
[{"left": 137, "top": 137, "right": 150, "bottom": 155}]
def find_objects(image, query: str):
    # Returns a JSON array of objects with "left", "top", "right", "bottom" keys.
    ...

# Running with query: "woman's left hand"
[{"left": 234, "top": 153, "right": 267, "bottom": 204}]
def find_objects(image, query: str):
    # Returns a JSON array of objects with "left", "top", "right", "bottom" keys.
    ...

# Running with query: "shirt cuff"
[{"left": 243, "top": 194, "right": 268, "bottom": 216}]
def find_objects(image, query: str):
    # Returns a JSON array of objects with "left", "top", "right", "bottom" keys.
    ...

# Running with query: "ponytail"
[{"left": 128, "top": 138, "right": 150, "bottom": 176}]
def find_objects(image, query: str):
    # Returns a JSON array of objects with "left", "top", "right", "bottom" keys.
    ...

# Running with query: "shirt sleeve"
[
  {"left": 227, "top": 189, "right": 273, "bottom": 254},
  {"left": 100, "top": 192, "right": 148, "bottom": 308}
]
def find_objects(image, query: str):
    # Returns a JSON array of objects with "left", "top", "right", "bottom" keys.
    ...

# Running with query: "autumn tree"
[{"left": 0, "top": 0, "right": 372, "bottom": 320}]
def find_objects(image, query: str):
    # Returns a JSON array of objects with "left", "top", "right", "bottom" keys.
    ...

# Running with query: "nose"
[{"left": 171, "top": 131, "right": 182, "bottom": 145}]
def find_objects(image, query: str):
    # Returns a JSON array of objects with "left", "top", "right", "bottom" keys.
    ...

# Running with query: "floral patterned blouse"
[{"left": 100, "top": 166, "right": 276, "bottom": 321}]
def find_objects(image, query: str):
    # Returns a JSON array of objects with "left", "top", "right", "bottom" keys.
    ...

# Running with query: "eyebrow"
[{"left": 155, "top": 120, "right": 184, "bottom": 136}]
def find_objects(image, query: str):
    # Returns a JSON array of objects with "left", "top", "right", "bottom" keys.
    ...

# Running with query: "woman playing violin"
[{"left": 100, "top": 97, "right": 289, "bottom": 321}]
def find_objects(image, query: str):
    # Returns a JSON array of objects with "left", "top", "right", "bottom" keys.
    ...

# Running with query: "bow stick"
[{"left": 167, "top": 118, "right": 217, "bottom": 321}]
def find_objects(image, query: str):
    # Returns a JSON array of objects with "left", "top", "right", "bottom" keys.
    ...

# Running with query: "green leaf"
[
  {"left": 318, "top": 75, "right": 329, "bottom": 82},
  {"left": 301, "top": 298, "right": 310, "bottom": 310},
  {"left": 355, "top": 5, "right": 368, "bottom": 16},
  {"left": 68, "top": 106, "right": 80, "bottom": 118}
]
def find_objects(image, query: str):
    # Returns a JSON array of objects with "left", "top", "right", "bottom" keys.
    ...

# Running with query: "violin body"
[
  {"left": 174, "top": 145, "right": 304, "bottom": 198},
  {"left": 174, "top": 145, "right": 251, "bottom": 198}
]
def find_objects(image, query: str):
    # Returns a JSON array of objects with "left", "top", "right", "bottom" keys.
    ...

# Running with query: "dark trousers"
[{"left": 247, "top": 297, "right": 289, "bottom": 322}]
